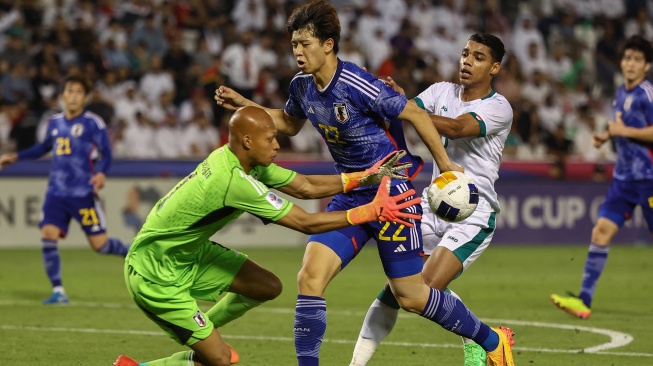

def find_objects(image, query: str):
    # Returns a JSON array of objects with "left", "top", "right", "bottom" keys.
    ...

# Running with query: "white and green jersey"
[
  {"left": 415, "top": 82, "right": 513, "bottom": 212},
  {"left": 127, "top": 145, "right": 296, "bottom": 285}
]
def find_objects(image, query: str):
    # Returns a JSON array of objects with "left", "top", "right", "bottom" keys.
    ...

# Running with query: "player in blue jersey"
[
  {"left": 216, "top": 1, "right": 515, "bottom": 365},
  {"left": 0, "top": 75, "right": 130, "bottom": 305},
  {"left": 551, "top": 36, "right": 653, "bottom": 319}
]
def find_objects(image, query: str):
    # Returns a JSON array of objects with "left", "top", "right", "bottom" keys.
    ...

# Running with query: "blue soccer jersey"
[
  {"left": 285, "top": 59, "right": 423, "bottom": 179},
  {"left": 612, "top": 79, "right": 653, "bottom": 181},
  {"left": 17, "top": 111, "right": 112, "bottom": 197}
]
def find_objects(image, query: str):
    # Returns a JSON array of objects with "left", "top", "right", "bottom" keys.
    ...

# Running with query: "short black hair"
[
  {"left": 469, "top": 33, "right": 506, "bottom": 63},
  {"left": 286, "top": 0, "right": 341, "bottom": 54},
  {"left": 621, "top": 35, "right": 653, "bottom": 63},
  {"left": 63, "top": 74, "right": 91, "bottom": 95}
]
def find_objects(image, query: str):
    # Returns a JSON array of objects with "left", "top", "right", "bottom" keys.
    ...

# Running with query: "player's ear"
[
  {"left": 323, "top": 38, "right": 334, "bottom": 53},
  {"left": 645, "top": 62, "right": 651, "bottom": 74},
  {"left": 490, "top": 62, "right": 501, "bottom": 77},
  {"left": 243, "top": 135, "right": 252, "bottom": 150}
]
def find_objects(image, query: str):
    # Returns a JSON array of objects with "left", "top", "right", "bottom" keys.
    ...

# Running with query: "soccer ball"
[{"left": 427, "top": 171, "right": 479, "bottom": 222}]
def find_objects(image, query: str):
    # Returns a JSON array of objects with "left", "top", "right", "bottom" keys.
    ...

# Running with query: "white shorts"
[{"left": 420, "top": 193, "right": 496, "bottom": 272}]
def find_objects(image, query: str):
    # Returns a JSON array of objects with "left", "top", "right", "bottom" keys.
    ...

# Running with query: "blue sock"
[
  {"left": 420, "top": 287, "right": 498, "bottom": 352},
  {"left": 579, "top": 243, "right": 609, "bottom": 308},
  {"left": 42, "top": 239, "right": 62, "bottom": 288},
  {"left": 97, "top": 237, "right": 130, "bottom": 257},
  {"left": 294, "top": 295, "right": 326, "bottom": 366}
]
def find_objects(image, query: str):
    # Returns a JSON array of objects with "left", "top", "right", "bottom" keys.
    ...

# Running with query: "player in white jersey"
[{"left": 350, "top": 33, "right": 513, "bottom": 366}]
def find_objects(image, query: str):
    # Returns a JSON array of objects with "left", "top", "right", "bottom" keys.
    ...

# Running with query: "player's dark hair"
[
  {"left": 287, "top": 0, "right": 340, "bottom": 54},
  {"left": 63, "top": 74, "right": 91, "bottom": 95},
  {"left": 621, "top": 35, "right": 653, "bottom": 63},
  {"left": 469, "top": 33, "right": 506, "bottom": 63}
]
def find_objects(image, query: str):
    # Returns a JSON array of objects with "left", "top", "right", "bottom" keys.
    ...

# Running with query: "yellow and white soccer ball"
[{"left": 427, "top": 171, "right": 479, "bottom": 222}]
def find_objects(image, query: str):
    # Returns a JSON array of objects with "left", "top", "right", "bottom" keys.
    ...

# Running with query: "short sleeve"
[
  {"left": 224, "top": 169, "right": 293, "bottom": 222},
  {"left": 414, "top": 82, "right": 448, "bottom": 114},
  {"left": 342, "top": 67, "right": 408, "bottom": 120},
  {"left": 467, "top": 97, "right": 513, "bottom": 137},
  {"left": 370, "top": 84, "right": 409, "bottom": 120},
  {"left": 255, "top": 163, "right": 297, "bottom": 188},
  {"left": 284, "top": 76, "right": 308, "bottom": 119}
]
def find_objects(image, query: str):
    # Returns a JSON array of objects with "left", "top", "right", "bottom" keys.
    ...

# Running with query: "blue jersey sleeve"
[
  {"left": 17, "top": 121, "right": 54, "bottom": 160},
  {"left": 643, "top": 93, "right": 653, "bottom": 126},
  {"left": 91, "top": 118, "right": 112, "bottom": 174},
  {"left": 347, "top": 69, "right": 408, "bottom": 120},
  {"left": 284, "top": 76, "right": 308, "bottom": 119}
]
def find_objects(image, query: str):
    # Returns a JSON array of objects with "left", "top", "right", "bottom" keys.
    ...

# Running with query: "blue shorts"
[
  {"left": 599, "top": 179, "right": 653, "bottom": 231},
  {"left": 308, "top": 181, "right": 423, "bottom": 279},
  {"left": 40, "top": 194, "right": 107, "bottom": 237}
]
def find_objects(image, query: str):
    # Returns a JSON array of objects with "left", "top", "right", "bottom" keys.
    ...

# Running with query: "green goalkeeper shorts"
[{"left": 124, "top": 240, "right": 248, "bottom": 346}]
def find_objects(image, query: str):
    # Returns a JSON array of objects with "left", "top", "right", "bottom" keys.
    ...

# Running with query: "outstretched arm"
[
  {"left": 384, "top": 76, "right": 479, "bottom": 139},
  {"left": 215, "top": 85, "right": 307, "bottom": 136},
  {"left": 1, "top": 135, "right": 53, "bottom": 169},
  {"left": 427, "top": 114, "right": 481, "bottom": 139},
  {"left": 276, "top": 151, "right": 412, "bottom": 198},
  {"left": 398, "top": 102, "right": 462, "bottom": 173},
  {"left": 275, "top": 177, "right": 421, "bottom": 234}
]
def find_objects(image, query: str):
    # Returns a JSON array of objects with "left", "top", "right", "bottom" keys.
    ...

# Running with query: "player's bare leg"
[
  {"left": 115, "top": 329, "right": 239, "bottom": 366},
  {"left": 87, "top": 232, "right": 130, "bottom": 256},
  {"left": 353, "top": 249, "right": 484, "bottom": 366},
  {"left": 388, "top": 275, "right": 514, "bottom": 366},
  {"left": 294, "top": 241, "right": 342, "bottom": 365},
  {"left": 207, "top": 258, "right": 282, "bottom": 328}
]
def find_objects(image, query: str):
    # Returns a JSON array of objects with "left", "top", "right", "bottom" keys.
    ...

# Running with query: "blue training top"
[{"left": 18, "top": 110, "right": 112, "bottom": 197}]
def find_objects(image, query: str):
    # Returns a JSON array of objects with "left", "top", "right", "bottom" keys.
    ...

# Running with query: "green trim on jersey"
[
  {"left": 452, "top": 212, "right": 496, "bottom": 264},
  {"left": 468, "top": 112, "right": 487, "bottom": 137},
  {"left": 414, "top": 97, "right": 425, "bottom": 110},
  {"left": 481, "top": 89, "right": 496, "bottom": 100},
  {"left": 127, "top": 146, "right": 296, "bottom": 285}
]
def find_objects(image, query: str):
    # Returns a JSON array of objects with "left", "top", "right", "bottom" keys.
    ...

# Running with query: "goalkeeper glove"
[
  {"left": 341, "top": 150, "right": 412, "bottom": 193},
  {"left": 346, "top": 176, "right": 421, "bottom": 227}
]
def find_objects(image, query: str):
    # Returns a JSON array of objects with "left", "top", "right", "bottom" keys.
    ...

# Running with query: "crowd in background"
[{"left": 0, "top": 0, "right": 652, "bottom": 165}]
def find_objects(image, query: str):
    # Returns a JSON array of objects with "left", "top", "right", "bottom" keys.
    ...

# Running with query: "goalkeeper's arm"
[
  {"left": 276, "top": 150, "right": 412, "bottom": 199},
  {"left": 274, "top": 177, "right": 421, "bottom": 234}
]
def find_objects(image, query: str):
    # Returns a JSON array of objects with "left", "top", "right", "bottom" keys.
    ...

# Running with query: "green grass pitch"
[{"left": 0, "top": 244, "right": 651, "bottom": 365}]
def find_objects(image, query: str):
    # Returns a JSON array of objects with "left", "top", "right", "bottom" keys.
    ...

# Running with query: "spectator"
[
  {"left": 221, "top": 29, "right": 263, "bottom": 100},
  {"left": 521, "top": 69, "right": 552, "bottom": 106},
  {"left": 129, "top": 13, "right": 168, "bottom": 57},
  {"left": 139, "top": 54, "right": 175, "bottom": 106},
  {"left": 180, "top": 112, "right": 220, "bottom": 158},
  {"left": 338, "top": 36, "right": 366, "bottom": 68},
  {"left": 2, "top": 62, "right": 34, "bottom": 104},
  {"left": 625, "top": 8, "right": 653, "bottom": 39}
]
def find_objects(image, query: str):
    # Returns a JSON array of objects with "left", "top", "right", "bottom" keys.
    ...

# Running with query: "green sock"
[
  {"left": 207, "top": 292, "right": 265, "bottom": 328},
  {"left": 142, "top": 350, "right": 194, "bottom": 366}
]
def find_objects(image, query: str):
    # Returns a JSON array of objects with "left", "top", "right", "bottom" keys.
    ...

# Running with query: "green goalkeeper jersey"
[{"left": 127, "top": 145, "right": 296, "bottom": 285}]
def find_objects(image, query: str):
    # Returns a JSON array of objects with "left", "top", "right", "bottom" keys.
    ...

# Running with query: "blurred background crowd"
[{"left": 0, "top": 0, "right": 652, "bottom": 165}]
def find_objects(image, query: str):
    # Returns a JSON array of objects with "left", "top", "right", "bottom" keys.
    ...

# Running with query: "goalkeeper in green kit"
[{"left": 113, "top": 106, "right": 420, "bottom": 366}]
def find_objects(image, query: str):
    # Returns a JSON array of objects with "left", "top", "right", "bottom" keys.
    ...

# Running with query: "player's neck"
[
  {"left": 64, "top": 109, "right": 83, "bottom": 120},
  {"left": 460, "top": 83, "right": 493, "bottom": 102},
  {"left": 312, "top": 56, "right": 338, "bottom": 90},
  {"left": 227, "top": 144, "right": 255, "bottom": 173},
  {"left": 624, "top": 75, "right": 646, "bottom": 90}
]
